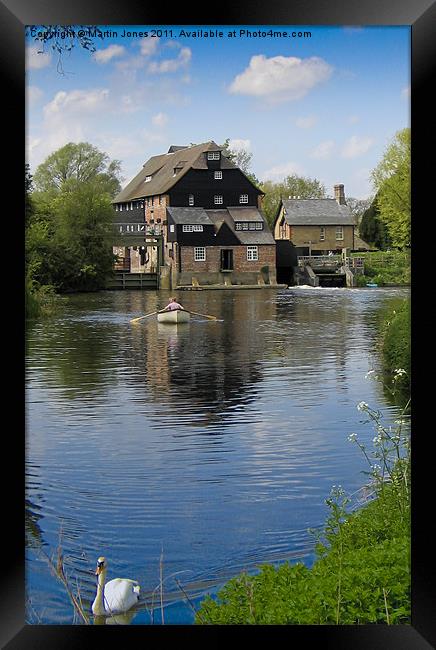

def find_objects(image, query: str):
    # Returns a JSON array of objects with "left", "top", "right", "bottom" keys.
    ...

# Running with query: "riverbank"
[{"left": 196, "top": 422, "right": 410, "bottom": 625}]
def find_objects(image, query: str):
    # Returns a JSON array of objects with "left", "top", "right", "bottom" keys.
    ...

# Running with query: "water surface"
[{"left": 25, "top": 287, "right": 409, "bottom": 624}]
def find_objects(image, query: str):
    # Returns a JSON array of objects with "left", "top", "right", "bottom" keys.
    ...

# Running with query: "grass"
[{"left": 352, "top": 251, "right": 410, "bottom": 287}]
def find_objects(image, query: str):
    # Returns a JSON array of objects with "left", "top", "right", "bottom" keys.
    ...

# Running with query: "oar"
[
  {"left": 188, "top": 310, "right": 218, "bottom": 321},
  {"left": 130, "top": 311, "right": 157, "bottom": 323}
]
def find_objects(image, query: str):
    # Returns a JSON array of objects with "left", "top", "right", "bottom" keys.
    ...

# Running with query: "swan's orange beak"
[{"left": 95, "top": 564, "right": 103, "bottom": 576}]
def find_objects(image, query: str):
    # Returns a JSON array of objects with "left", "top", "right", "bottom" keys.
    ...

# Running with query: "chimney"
[{"left": 334, "top": 184, "right": 346, "bottom": 205}]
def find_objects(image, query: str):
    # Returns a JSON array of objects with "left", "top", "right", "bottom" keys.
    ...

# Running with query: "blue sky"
[{"left": 26, "top": 25, "right": 410, "bottom": 199}]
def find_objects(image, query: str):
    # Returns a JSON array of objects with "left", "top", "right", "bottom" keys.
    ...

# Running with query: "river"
[{"left": 25, "top": 286, "right": 409, "bottom": 624}]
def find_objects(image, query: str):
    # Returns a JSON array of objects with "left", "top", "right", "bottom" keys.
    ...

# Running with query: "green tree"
[
  {"left": 33, "top": 142, "right": 122, "bottom": 197},
  {"left": 27, "top": 143, "right": 119, "bottom": 294},
  {"left": 220, "top": 139, "right": 261, "bottom": 187},
  {"left": 261, "top": 175, "right": 327, "bottom": 228},
  {"left": 371, "top": 128, "right": 410, "bottom": 248},
  {"left": 359, "top": 194, "right": 392, "bottom": 250}
]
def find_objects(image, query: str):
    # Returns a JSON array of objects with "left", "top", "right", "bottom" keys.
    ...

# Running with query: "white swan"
[{"left": 92, "top": 556, "right": 140, "bottom": 616}]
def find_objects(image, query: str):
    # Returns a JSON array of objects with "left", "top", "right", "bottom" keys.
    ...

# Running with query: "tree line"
[{"left": 25, "top": 128, "right": 410, "bottom": 316}]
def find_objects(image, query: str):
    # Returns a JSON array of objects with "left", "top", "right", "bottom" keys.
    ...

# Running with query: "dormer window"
[
  {"left": 214, "top": 171, "right": 222, "bottom": 180},
  {"left": 145, "top": 176, "right": 152, "bottom": 183},
  {"left": 188, "top": 194, "right": 194, "bottom": 206},
  {"left": 239, "top": 194, "right": 249, "bottom": 204},
  {"left": 207, "top": 151, "right": 220, "bottom": 160},
  {"left": 214, "top": 195, "right": 223, "bottom": 205}
]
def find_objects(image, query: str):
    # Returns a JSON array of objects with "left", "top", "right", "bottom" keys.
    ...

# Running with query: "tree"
[
  {"left": 27, "top": 143, "right": 119, "bottom": 293},
  {"left": 359, "top": 194, "right": 392, "bottom": 250},
  {"left": 371, "top": 128, "right": 410, "bottom": 248},
  {"left": 346, "top": 197, "right": 372, "bottom": 226},
  {"left": 260, "top": 175, "right": 327, "bottom": 228},
  {"left": 33, "top": 142, "right": 122, "bottom": 197}
]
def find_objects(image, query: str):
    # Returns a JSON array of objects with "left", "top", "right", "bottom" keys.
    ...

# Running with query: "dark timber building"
[{"left": 112, "top": 141, "right": 277, "bottom": 288}]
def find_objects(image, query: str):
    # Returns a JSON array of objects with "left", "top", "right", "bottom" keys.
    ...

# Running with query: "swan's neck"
[{"left": 92, "top": 570, "right": 107, "bottom": 616}]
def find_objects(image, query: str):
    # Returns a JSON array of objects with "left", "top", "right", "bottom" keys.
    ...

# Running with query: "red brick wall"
[{"left": 180, "top": 245, "right": 276, "bottom": 273}]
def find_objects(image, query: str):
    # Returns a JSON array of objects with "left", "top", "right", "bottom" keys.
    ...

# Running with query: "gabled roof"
[
  {"left": 165, "top": 206, "right": 275, "bottom": 245},
  {"left": 114, "top": 141, "right": 228, "bottom": 203},
  {"left": 280, "top": 198, "right": 356, "bottom": 225},
  {"left": 206, "top": 208, "right": 275, "bottom": 245},
  {"left": 167, "top": 206, "right": 213, "bottom": 225}
]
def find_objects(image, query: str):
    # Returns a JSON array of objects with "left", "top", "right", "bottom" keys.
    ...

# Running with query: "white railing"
[
  {"left": 297, "top": 255, "right": 365, "bottom": 272},
  {"left": 115, "top": 222, "right": 162, "bottom": 236}
]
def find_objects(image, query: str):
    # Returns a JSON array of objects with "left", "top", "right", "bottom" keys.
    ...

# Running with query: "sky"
[{"left": 25, "top": 24, "right": 410, "bottom": 200}]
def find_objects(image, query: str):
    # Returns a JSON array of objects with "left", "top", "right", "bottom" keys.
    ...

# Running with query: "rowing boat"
[{"left": 157, "top": 309, "right": 191, "bottom": 324}]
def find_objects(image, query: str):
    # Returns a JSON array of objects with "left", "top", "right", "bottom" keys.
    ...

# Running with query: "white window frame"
[
  {"left": 145, "top": 175, "right": 152, "bottom": 182},
  {"left": 255, "top": 222, "right": 263, "bottom": 230},
  {"left": 235, "top": 222, "right": 242, "bottom": 230},
  {"left": 320, "top": 226, "right": 326, "bottom": 241},
  {"left": 194, "top": 247, "right": 206, "bottom": 262},
  {"left": 207, "top": 151, "right": 220, "bottom": 160},
  {"left": 188, "top": 194, "right": 194, "bottom": 206},
  {"left": 214, "top": 171, "right": 222, "bottom": 180},
  {"left": 242, "top": 222, "right": 249, "bottom": 230},
  {"left": 214, "top": 195, "right": 223, "bottom": 205},
  {"left": 335, "top": 226, "right": 344, "bottom": 241},
  {"left": 247, "top": 246, "right": 258, "bottom": 261},
  {"left": 239, "top": 194, "right": 249, "bottom": 204},
  {"left": 169, "top": 224, "right": 175, "bottom": 233},
  {"left": 183, "top": 224, "right": 204, "bottom": 232},
  {"left": 119, "top": 204, "right": 123, "bottom": 211}
]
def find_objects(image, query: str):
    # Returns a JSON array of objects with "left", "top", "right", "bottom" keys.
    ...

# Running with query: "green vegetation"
[
  {"left": 375, "top": 298, "right": 410, "bottom": 401},
  {"left": 371, "top": 128, "right": 410, "bottom": 249},
  {"left": 352, "top": 251, "right": 410, "bottom": 287},
  {"left": 26, "top": 144, "right": 121, "bottom": 318},
  {"left": 359, "top": 193, "right": 392, "bottom": 250}
]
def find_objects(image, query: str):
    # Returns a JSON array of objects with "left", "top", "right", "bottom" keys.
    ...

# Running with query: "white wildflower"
[
  {"left": 357, "top": 401, "right": 369, "bottom": 412},
  {"left": 373, "top": 436, "right": 382, "bottom": 446},
  {"left": 365, "top": 370, "right": 376, "bottom": 380},
  {"left": 348, "top": 433, "right": 358, "bottom": 442},
  {"left": 393, "top": 368, "right": 407, "bottom": 377}
]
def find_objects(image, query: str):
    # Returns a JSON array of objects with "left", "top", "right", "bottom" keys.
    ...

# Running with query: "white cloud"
[
  {"left": 93, "top": 44, "right": 126, "bottom": 64},
  {"left": 26, "top": 85, "right": 43, "bottom": 105},
  {"left": 228, "top": 55, "right": 333, "bottom": 103},
  {"left": 341, "top": 135, "right": 374, "bottom": 158},
  {"left": 296, "top": 115, "right": 317, "bottom": 129},
  {"left": 26, "top": 46, "right": 51, "bottom": 70},
  {"left": 310, "top": 140, "right": 335, "bottom": 159},
  {"left": 43, "top": 88, "right": 109, "bottom": 119},
  {"left": 228, "top": 138, "right": 251, "bottom": 152},
  {"left": 148, "top": 47, "right": 192, "bottom": 73},
  {"left": 139, "top": 37, "right": 160, "bottom": 56},
  {"left": 152, "top": 112, "right": 169, "bottom": 127},
  {"left": 261, "top": 161, "right": 304, "bottom": 181}
]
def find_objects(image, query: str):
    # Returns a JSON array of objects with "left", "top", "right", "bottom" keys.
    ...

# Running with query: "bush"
[{"left": 381, "top": 300, "right": 410, "bottom": 395}]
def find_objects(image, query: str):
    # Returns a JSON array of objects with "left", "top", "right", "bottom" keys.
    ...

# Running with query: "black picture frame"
[{"left": 4, "top": 0, "right": 434, "bottom": 646}]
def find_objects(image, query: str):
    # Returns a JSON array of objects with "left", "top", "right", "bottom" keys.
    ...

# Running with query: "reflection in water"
[{"left": 25, "top": 287, "right": 409, "bottom": 624}]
